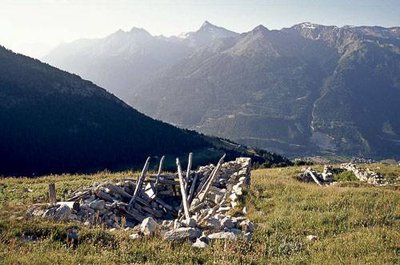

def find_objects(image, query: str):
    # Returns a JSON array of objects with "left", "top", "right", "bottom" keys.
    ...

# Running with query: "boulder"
[
  {"left": 208, "top": 232, "right": 237, "bottom": 240},
  {"left": 89, "top": 199, "right": 105, "bottom": 210},
  {"left": 163, "top": 227, "right": 201, "bottom": 242},
  {"left": 53, "top": 205, "right": 72, "bottom": 221},
  {"left": 140, "top": 217, "right": 158, "bottom": 236}
]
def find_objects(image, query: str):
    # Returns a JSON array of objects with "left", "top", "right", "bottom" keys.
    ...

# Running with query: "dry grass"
[{"left": 1, "top": 165, "right": 399, "bottom": 264}]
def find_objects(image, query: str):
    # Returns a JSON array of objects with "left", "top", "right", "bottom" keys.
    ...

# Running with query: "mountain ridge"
[{"left": 43, "top": 22, "right": 400, "bottom": 159}]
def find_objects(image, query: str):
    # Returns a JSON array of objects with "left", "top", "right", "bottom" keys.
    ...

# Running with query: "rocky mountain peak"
[{"left": 252, "top": 24, "right": 269, "bottom": 32}]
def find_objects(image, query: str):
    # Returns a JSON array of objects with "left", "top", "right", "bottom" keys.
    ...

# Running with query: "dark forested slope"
[{"left": 0, "top": 46, "right": 288, "bottom": 175}]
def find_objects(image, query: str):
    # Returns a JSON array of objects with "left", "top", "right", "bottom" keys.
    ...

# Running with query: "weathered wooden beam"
[
  {"left": 155, "top": 155, "right": 165, "bottom": 187},
  {"left": 306, "top": 168, "right": 322, "bottom": 186},
  {"left": 176, "top": 158, "right": 190, "bottom": 220},
  {"left": 119, "top": 207, "right": 145, "bottom": 222},
  {"left": 48, "top": 183, "right": 57, "bottom": 206},
  {"left": 198, "top": 154, "right": 226, "bottom": 202},
  {"left": 106, "top": 184, "right": 132, "bottom": 199},
  {"left": 194, "top": 154, "right": 226, "bottom": 199},
  {"left": 129, "top": 157, "right": 151, "bottom": 207},
  {"left": 187, "top": 173, "right": 199, "bottom": 205},
  {"left": 185, "top": 152, "right": 193, "bottom": 192},
  {"left": 155, "top": 198, "right": 176, "bottom": 213},
  {"left": 95, "top": 190, "right": 115, "bottom": 202}
]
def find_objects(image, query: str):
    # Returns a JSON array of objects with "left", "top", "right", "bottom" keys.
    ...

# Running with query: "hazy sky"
[{"left": 1, "top": 0, "right": 399, "bottom": 57}]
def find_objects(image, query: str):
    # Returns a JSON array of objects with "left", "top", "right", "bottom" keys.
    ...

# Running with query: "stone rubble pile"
[
  {"left": 27, "top": 155, "right": 253, "bottom": 247},
  {"left": 298, "top": 163, "right": 386, "bottom": 186},
  {"left": 340, "top": 163, "right": 386, "bottom": 185},
  {"left": 296, "top": 165, "right": 339, "bottom": 186}
]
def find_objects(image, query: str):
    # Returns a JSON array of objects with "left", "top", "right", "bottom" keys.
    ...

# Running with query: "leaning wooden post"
[
  {"left": 187, "top": 173, "right": 199, "bottom": 205},
  {"left": 155, "top": 155, "right": 165, "bottom": 187},
  {"left": 185, "top": 152, "right": 193, "bottom": 192},
  {"left": 129, "top": 157, "right": 151, "bottom": 207},
  {"left": 198, "top": 154, "right": 226, "bottom": 202},
  {"left": 176, "top": 158, "right": 190, "bottom": 220},
  {"left": 48, "top": 183, "right": 57, "bottom": 206}
]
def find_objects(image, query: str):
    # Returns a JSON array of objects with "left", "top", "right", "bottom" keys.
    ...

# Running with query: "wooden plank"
[
  {"left": 187, "top": 173, "right": 199, "bottom": 206},
  {"left": 155, "top": 155, "right": 165, "bottom": 187},
  {"left": 185, "top": 152, "right": 193, "bottom": 192},
  {"left": 198, "top": 154, "right": 226, "bottom": 202},
  {"left": 176, "top": 158, "right": 190, "bottom": 220},
  {"left": 119, "top": 207, "right": 145, "bottom": 222},
  {"left": 48, "top": 183, "right": 57, "bottom": 206},
  {"left": 106, "top": 184, "right": 132, "bottom": 199},
  {"left": 155, "top": 198, "right": 176, "bottom": 213},
  {"left": 95, "top": 190, "right": 115, "bottom": 202},
  {"left": 129, "top": 157, "right": 151, "bottom": 207},
  {"left": 306, "top": 169, "right": 322, "bottom": 186}
]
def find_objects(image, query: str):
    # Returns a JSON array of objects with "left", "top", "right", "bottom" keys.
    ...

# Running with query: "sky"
[{"left": 1, "top": 0, "right": 399, "bottom": 58}]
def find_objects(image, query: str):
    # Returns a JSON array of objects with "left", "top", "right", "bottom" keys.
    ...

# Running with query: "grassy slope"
[{"left": 0, "top": 165, "right": 399, "bottom": 264}]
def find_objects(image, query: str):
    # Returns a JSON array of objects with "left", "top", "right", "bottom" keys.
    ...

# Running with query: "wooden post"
[
  {"left": 48, "top": 183, "right": 56, "bottom": 206},
  {"left": 176, "top": 158, "right": 190, "bottom": 220},
  {"left": 129, "top": 157, "right": 151, "bottom": 207},
  {"left": 155, "top": 155, "right": 165, "bottom": 187},
  {"left": 185, "top": 152, "right": 193, "bottom": 192},
  {"left": 198, "top": 154, "right": 226, "bottom": 202}
]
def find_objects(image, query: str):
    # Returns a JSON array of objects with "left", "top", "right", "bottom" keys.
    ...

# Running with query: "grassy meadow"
[{"left": 0, "top": 164, "right": 399, "bottom": 264}]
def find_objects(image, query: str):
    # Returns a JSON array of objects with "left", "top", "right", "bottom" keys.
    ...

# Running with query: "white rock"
[
  {"left": 192, "top": 238, "right": 208, "bottom": 248},
  {"left": 229, "top": 193, "right": 238, "bottom": 202},
  {"left": 140, "top": 217, "right": 158, "bottom": 236},
  {"left": 53, "top": 205, "right": 71, "bottom": 221},
  {"left": 163, "top": 227, "right": 201, "bottom": 242},
  {"left": 233, "top": 184, "right": 243, "bottom": 195},
  {"left": 129, "top": 233, "right": 142, "bottom": 240},
  {"left": 306, "top": 235, "right": 318, "bottom": 241},
  {"left": 208, "top": 232, "right": 237, "bottom": 240}
]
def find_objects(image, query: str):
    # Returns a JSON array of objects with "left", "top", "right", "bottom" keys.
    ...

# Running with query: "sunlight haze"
[{"left": 1, "top": 0, "right": 399, "bottom": 57}]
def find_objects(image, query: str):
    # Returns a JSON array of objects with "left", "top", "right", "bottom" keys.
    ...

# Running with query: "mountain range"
[
  {"left": 0, "top": 45, "right": 288, "bottom": 176},
  {"left": 44, "top": 21, "right": 400, "bottom": 159}
]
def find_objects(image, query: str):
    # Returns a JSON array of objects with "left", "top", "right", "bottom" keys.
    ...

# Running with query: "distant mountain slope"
[
  {"left": 44, "top": 22, "right": 400, "bottom": 159},
  {"left": 43, "top": 27, "right": 191, "bottom": 102},
  {"left": 0, "top": 46, "right": 288, "bottom": 176}
]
